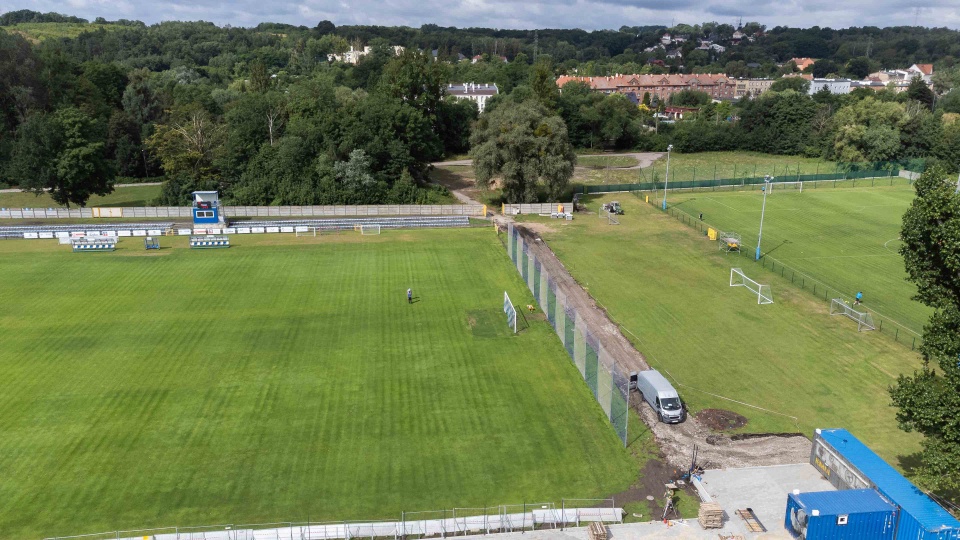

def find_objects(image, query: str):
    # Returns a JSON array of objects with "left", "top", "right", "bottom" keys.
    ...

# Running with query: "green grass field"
[
  {"left": 0, "top": 230, "right": 636, "bottom": 539},
  {"left": 517, "top": 195, "right": 924, "bottom": 464},
  {"left": 0, "top": 185, "right": 162, "bottom": 209},
  {"left": 664, "top": 184, "right": 930, "bottom": 336}
]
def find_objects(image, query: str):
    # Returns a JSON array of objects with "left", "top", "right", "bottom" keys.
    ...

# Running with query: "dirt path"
[
  {"left": 512, "top": 223, "right": 812, "bottom": 470},
  {"left": 577, "top": 152, "right": 664, "bottom": 170},
  {"left": 433, "top": 152, "right": 664, "bottom": 171},
  {"left": 0, "top": 182, "right": 162, "bottom": 194}
]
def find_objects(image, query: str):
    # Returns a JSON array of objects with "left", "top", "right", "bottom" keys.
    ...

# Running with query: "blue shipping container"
[
  {"left": 785, "top": 489, "right": 896, "bottom": 540},
  {"left": 814, "top": 429, "right": 960, "bottom": 540}
]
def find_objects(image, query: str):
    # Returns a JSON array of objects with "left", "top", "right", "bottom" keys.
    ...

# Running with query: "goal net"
[
  {"left": 730, "top": 268, "right": 773, "bottom": 304},
  {"left": 768, "top": 181, "right": 802, "bottom": 194},
  {"left": 830, "top": 298, "right": 876, "bottom": 331},
  {"left": 360, "top": 224, "right": 381, "bottom": 235},
  {"left": 503, "top": 291, "right": 518, "bottom": 333},
  {"left": 295, "top": 226, "right": 317, "bottom": 237}
]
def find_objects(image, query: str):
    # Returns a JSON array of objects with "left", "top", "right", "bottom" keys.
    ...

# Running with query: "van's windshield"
[{"left": 661, "top": 398, "right": 682, "bottom": 411}]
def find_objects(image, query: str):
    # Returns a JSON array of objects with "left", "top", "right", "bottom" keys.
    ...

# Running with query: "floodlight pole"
[
  {"left": 756, "top": 176, "right": 771, "bottom": 261},
  {"left": 662, "top": 144, "right": 674, "bottom": 210}
]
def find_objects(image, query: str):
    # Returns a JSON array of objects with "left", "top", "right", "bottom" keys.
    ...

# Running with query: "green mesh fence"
[{"left": 584, "top": 341, "right": 599, "bottom": 398}]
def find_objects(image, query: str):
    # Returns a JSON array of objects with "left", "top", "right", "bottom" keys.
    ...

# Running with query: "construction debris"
[{"left": 698, "top": 502, "right": 723, "bottom": 529}]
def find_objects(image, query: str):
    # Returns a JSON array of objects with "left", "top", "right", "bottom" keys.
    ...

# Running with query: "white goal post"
[
  {"left": 730, "top": 268, "right": 774, "bottom": 305},
  {"left": 503, "top": 291, "right": 518, "bottom": 333},
  {"left": 295, "top": 226, "right": 317, "bottom": 237},
  {"left": 360, "top": 224, "right": 381, "bottom": 235},
  {"left": 830, "top": 298, "right": 876, "bottom": 331},
  {"left": 768, "top": 181, "right": 802, "bottom": 194}
]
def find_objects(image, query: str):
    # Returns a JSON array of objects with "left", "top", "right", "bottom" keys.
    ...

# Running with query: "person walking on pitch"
[
  {"left": 407, "top": 288, "right": 413, "bottom": 304},
  {"left": 855, "top": 291, "right": 863, "bottom": 305}
]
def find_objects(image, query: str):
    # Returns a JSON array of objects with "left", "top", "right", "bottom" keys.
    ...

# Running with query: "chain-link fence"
[
  {"left": 506, "top": 223, "right": 630, "bottom": 446},
  {"left": 585, "top": 159, "right": 924, "bottom": 194}
]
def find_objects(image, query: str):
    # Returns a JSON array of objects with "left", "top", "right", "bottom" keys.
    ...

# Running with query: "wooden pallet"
[
  {"left": 735, "top": 508, "right": 766, "bottom": 532},
  {"left": 587, "top": 522, "right": 607, "bottom": 540}
]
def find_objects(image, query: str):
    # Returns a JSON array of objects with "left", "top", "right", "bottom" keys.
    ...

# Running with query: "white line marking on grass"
[
  {"left": 704, "top": 197, "right": 738, "bottom": 210},
  {"left": 883, "top": 238, "right": 902, "bottom": 254}
]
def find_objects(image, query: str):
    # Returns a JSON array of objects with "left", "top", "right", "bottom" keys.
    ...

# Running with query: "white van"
[{"left": 636, "top": 369, "right": 685, "bottom": 424}]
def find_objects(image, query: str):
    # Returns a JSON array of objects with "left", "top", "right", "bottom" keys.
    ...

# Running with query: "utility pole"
[
  {"left": 662, "top": 144, "right": 674, "bottom": 210},
  {"left": 756, "top": 176, "right": 771, "bottom": 261}
]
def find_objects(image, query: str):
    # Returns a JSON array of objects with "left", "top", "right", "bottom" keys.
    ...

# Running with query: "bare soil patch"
[{"left": 697, "top": 409, "right": 748, "bottom": 432}]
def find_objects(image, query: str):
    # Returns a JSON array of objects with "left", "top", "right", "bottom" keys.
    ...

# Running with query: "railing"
[{"left": 44, "top": 500, "right": 620, "bottom": 540}]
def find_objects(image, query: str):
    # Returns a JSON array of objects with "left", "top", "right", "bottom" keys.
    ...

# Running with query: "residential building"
[
  {"left": 908, "top": 63, "right": 934, "bottom": 83},
  {"left": 808, "top": 78, "right": 851, "bottom": 95},
  {"left": 734, "top": 78, "right": 774, "bottom": 97},
  {"left": 328, "top": 45, "right": 404, "bottom": 64},
  {"left": 789, "top": 57, "right": 817, "bottom": 71},
  {"left": 666, "top": 49, "right": 683, "bottom": 60},
  {"left": 446, "top": 83, "right": 498, "bottom": 112},
  {"left": 556, "top": 73, "right": 738, "bottom": 101}
]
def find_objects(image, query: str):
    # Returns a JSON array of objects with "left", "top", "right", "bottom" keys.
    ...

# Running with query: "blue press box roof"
[
  {"left": 820, "top": 429, "right": 960, "bottom": 532},
  {"left": 794, "top": 489, "right": 894, "bottom": 515}
]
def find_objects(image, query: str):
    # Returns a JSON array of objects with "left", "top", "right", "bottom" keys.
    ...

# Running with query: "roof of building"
[
  {"left": 556, "top": 73, "right": 733, "bottom": 90},
  {"left": 790, "top": 57, "right": 817, "bottom": 70},
  {"left": 446, "top": 82, "right": 499, "bottom": 96},
  {"left": 792, "top": 489, "right": 895, "bottom": 515},
  {"left": 911, "top": 63, "right": 934, "bottom": 75},
  {"left": 818, "top": 429, "right": 960, "bottom": 533}
]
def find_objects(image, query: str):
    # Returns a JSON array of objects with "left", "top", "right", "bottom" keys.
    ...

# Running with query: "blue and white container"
[
  {"left": 811, "top": 429, "right": 960, "bottom": 540},
  {"left": 785, "top": 489, "right": 895, "bottom": 539}
]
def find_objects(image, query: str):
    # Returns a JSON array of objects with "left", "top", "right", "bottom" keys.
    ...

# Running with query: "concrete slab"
[{"left": 697, "top": 463, "right": 835, "bottom": 538}]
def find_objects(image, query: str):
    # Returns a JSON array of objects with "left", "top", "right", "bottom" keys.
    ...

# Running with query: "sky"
[{"left": 2, "top": 0, "right": 959, "bottom": 31}]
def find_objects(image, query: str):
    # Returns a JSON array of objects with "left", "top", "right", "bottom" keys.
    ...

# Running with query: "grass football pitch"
[
  {"left": 664, "top": 184, "right": 930, "bottom": 337},
  {"left": 0, "top": 230, "right": 636, "bottom": 539},
  {"left": 517, "top": 194, "right": 924, "bottom": 464}
]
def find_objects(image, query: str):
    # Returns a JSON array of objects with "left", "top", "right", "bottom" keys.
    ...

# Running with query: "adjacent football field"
[
  {"left": 665, "top": 184, "right": 930, "bottom": 337},
  {"left": 521, "top": 195, "right": 924, "bottom": 463},
  {"left": 0, "top": 230, "right": 636, "bottom": 539}
]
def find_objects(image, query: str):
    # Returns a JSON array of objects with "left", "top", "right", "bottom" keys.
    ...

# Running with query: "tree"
[
  {"left": 891, "top": 165, "right": 960, "bottom": 500},
  {"left": 669, "top": 89, "right": 710, "bottom": 107},
  {"left": 147, "top": 104, "right": 225, "bottom": 181},
  {"left": 907, "top": 75, "right": 935, "bottom": 110},
  {"left": 811, "top": 59, "right": 839, "bottom": 78},
  {"left": 830, "top": 97, "right": 906, "bottom": 162},
  {"left": 770, "top": 77, "right": 811, "bottom": 93},
  {"left": 845, "top": 57, "right": 872, "bottom": 79},
  {"left": 529, "top": 60, "right": 559, "bottom": 111},
  {"left": 469, "top": 100, "right": 575, "bottom": 202},
  {"left": 8, "top": 107, "right": 114, "bottom": 207}
]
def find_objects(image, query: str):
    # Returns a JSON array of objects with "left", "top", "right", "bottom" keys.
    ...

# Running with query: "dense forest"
[{"left": 1, "top": 9, "right": 960, "bottom": 205}]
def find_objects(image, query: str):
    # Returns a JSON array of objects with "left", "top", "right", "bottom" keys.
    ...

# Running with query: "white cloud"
[{"left": 1, "top": 0, "right": 959, "bottom": 30}]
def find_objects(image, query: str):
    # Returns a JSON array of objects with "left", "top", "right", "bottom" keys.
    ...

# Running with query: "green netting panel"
[
  {"left": 584, "top": 340, "right": 599, "bottom": 399},
  {"left": 507, "top": 224, "right": 515, "bottom": 262},
  {"left": 573, "top": 313, "right": 586, "bottom": 376},
  {"left": 521, "top": 248, "right": 529, "bottom": 282},
  {"left": 611, "top": 388, "right": 628, "bottom": 443},
  {"left": 554, "top": 289, "right": 566, "bottom": 341},
  {"left": 527, "top": 252, "right": 536, "bottom": 294},
  {"left": 516, "top": 237, "right": 524, "bottom": 274},
  {"left": 539, "top": 268, "right": 550, "bottom": 313},
  {"left": 597, "top": 345, "right": 614, "bottom": 420},
  {"left": 564, "top": 311, "right": 575, "bottom": 357},
  {"left": 546, "top": 279, "right": 557, "bottom": 327}
]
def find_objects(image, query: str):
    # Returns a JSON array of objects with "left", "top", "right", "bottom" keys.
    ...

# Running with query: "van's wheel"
[{"left": 658, "top": 412, "right": 664, "bottom": 423}]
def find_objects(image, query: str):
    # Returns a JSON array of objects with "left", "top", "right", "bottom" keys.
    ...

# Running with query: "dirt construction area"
[{"left": 511, "top": 223, "right": 812, "bottom": 471}]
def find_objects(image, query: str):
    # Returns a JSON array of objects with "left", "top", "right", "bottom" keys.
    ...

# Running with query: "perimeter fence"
[
  {"left": 505, "top": 223, "right": 630, "bottom": 446},
  {"left": 643, "top": 196, "right": 924, "bottom": 351},
  {"left": 583, "top": 159, "right": 924, "bottom": 195}
]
